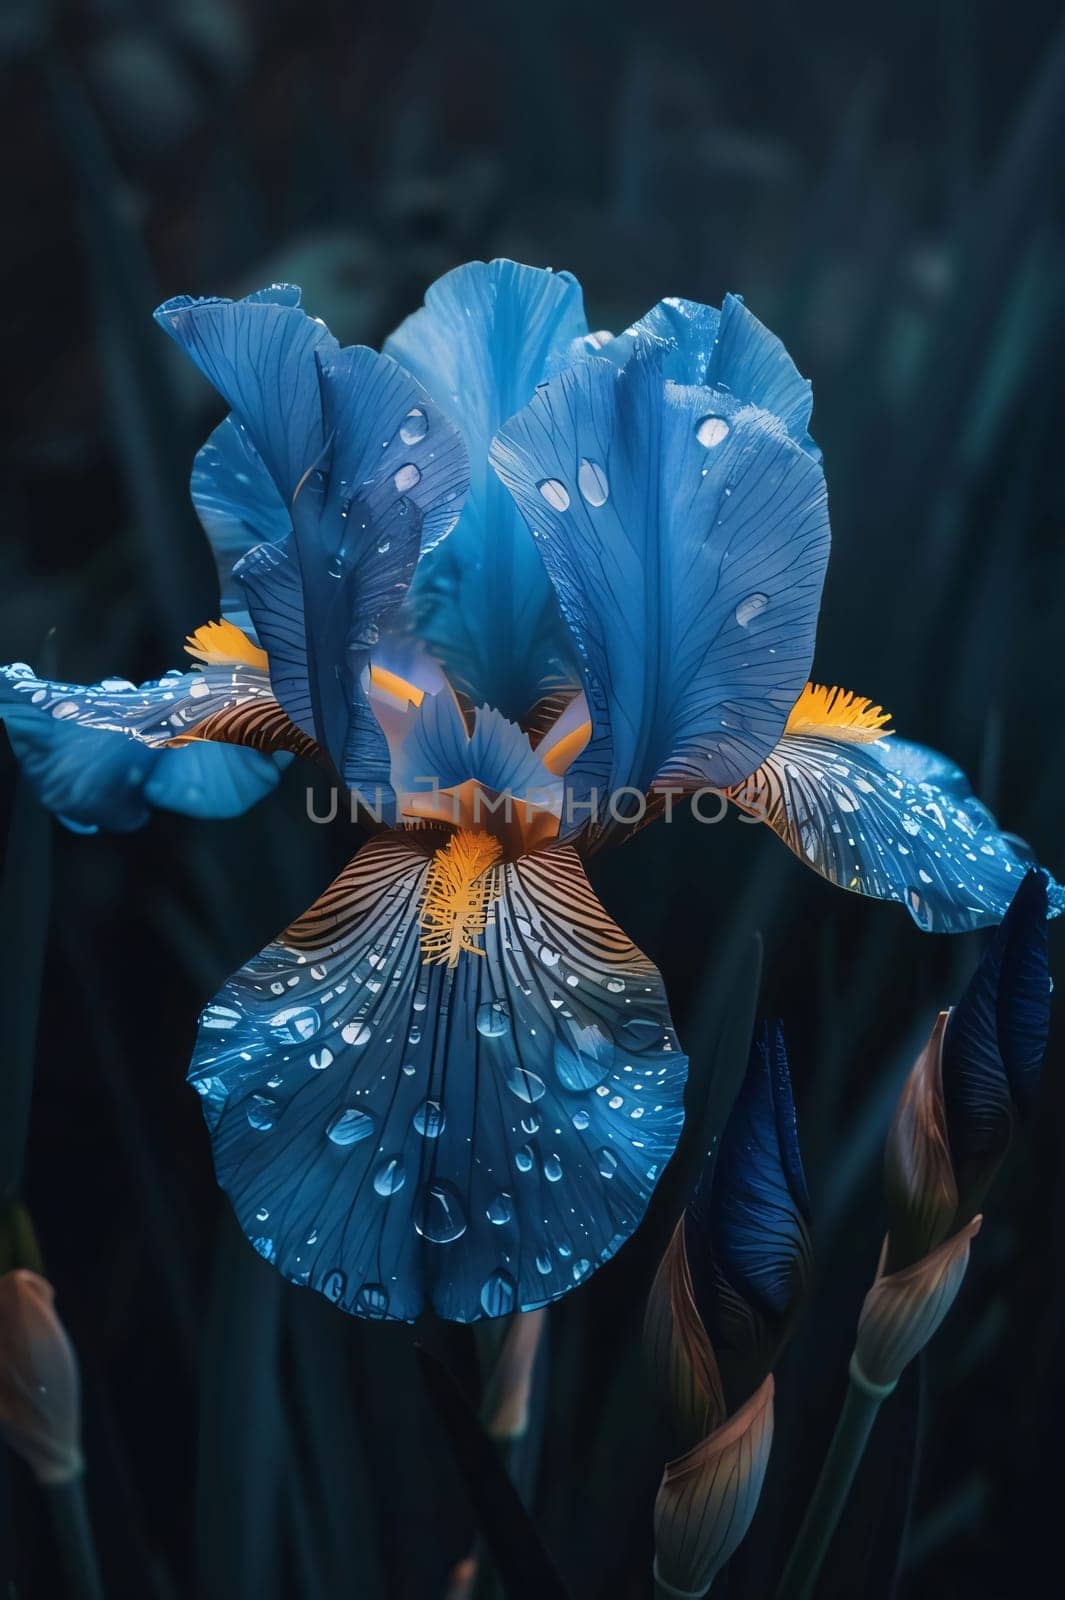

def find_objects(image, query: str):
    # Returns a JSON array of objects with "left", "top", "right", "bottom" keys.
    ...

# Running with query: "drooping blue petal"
[
  {"left": 384, "top": 260, "right": 587, "bottom": 720},
  {"left": 601, "top": 294, "right": 819, "bottom": 459},
  {"left": 490, "top": 353, "right": 831, "bottom": 820},
  {"left": 190, "top": 416, "right": 292, "bottom": 639},
  {"left": 943, "top": 871, "right": 1051, "bottom": 1175},
  {"left": 0, "top": 665, "right": 283, "bottom": 830},
  {"left": 388, "top": 692, "right": 560, "bottom": 811},
  {"left": 726, "top": 729, "right": 1064, "bottom": 933},
  {"left": 189, "top": 835, "right": 687, "bottom": 1323},
  {"left": 687, "top": 1023, "right": 811, "bottom": 1329}
]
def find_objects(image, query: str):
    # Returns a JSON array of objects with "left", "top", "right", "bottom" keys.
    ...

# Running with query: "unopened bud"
[
  {"left": 854, "top": 1217, "right": 981, "bottom": 1391},
  {"left": 0, "top": 1270, "right": 83, "bottom": 1484}
]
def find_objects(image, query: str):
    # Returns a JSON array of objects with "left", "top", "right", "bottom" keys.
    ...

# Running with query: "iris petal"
[
  {"left": 727, "top": 729, "right": 1064, "bottom": 932},
  {"left": 190, "top": 416, "right": 291, "bottom": 640},
  {"left": 385, "top": 260, "right": 586, "bottom": 720},
  {"left": 0, "top": 664, "right": 283, "bottom": 830},
  {"left": 188, "top": 835, "right": 687, "bottom": 1323},
  {"left": 490, "top": 352, "right": 830, "bottom": 818},
  {"left": 602, "top": 294, "right": 819, "bottom": 460}
]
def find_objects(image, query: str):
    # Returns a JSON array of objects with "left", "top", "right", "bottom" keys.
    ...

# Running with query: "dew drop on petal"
[
  {"left": 480, "top": 1270, "right": 517, "bottom": 1317},
  {"left": 246, "top": 1095, "right": 277, "bottom": 1131},
  {"left": 537, "top": 478, "right": 570, "bottom": 511},
  {"left": 341, "top": 1020, "right": 372, "bottom": 1046},
  {"left": 515, "top": 1146, "right": 535, "bottom": 1173},
  {"left": 577, "top": 458, "right": 609, "bottom": 506},
  {"left": 373, "top": 1157, "right": 406, "bottom": 1196},
  {"left": 355, "top": 1283, "right": 390, "bottom": 1318},
  {"left": 486, "top": 1192, "right": 513, "bottom": 1226},
  {"left": 597, "top": 1148, "right": 619, "bottom": 1178},
  {"left": 543, "top": 1154, "right": 563, "bottom": 1183},
  {"left": 696, "top": 415, "right": 730, "bottom": 448},
  {"left": 327, "top": 1107, "right": 376, "bottom": 1146},
  {"left": 476, "top": 1000, "right": 511, "bottom": 1037},
  {"left": 399, "top": 408, "right": 429, "bottom": 445},
  {"left": 322, "top": 1270, "right": 346, "bottom": 1304},
  {"left": 394, "top": 463, "right": 422, "bottom": 493},
  {"left": 413, "top": 1099, "right": 446, "bottom": 1138},
  {"left": 735, "top": 592, "right": 769, "bottom": 628},
  {"left": 414, "top": 1182, "right": 467, "bottom": 1243}
]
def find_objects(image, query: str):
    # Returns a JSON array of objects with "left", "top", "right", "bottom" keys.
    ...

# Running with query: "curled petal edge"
[{"left": 854, "top": 1216, "right": 982, "bottom": 1391}]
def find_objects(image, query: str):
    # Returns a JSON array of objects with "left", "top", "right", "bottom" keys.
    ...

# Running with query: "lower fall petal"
[{"left": 189, "top": 834, "right": 688, "bottom": 1323}]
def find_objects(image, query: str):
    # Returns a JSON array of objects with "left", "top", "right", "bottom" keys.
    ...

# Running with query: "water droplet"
[
  {"left": 618, "top": 1017, "right": 664, "bottom": 1051},
  {"left": 355, "top": 1283, "right": 390, "bottom": 1318},
  {"left": 322, "top": 1269, "right": 346, "bottom": 1304},
  {"left": 252, "top": 1236, "right": 276, "bottom": 1263},
  {"left": 394, "top": 462, "right": 422, "bottom": 493},
  {"left": 413, "top": 1099, "right": 446, "bottom": 1138},
  {"left": 696, "top": 415, "right": 730, "bottom": 448},
  {"left": 515, "top": 1146, "right": 534, "bottom": 1173},
  {"left": 414, "top": 1182, "right": 467, "bottom": 1244},
  {"left": 268, "top": 1005, "right": 321, "bottom": 1042},
  {"left": 341, "top": 1020, "right": 372, "bottom": 1046},
  {"left": 543, "top": 1154, "right": 563, "bottom": 1183},
  {"left": 506, "top": 1066, "right": 547, "bottom": 1104},
  {"left": 480, "top": 1270, "right": 516, "bottom": 1317},
  {"left": 327, "top": 1107, "right": 376, "bottom": 1146},
  {"left": 255, "top": 1207, "right": 270, "bottom": 1222},
  {"left": 246, "top": 1095, "right": 277, "bottom": 1131},
  {"left": 309, "top": 1047, "right": 334, "bottom": 1071},
  {"left": 201, "top": 1004, "right": 240, "bottom": 1031},
  {"left": 571, "top": 1109, "right": 590, "bottom": 1131},
  {"left": 373, "top": 1157, "right": 406, "bottom": 1196},
  {"left": 377, "top": 537, "right": 391, "bottom": 555},
  {"left": 537, "top": 478, "right": 570, "bottom": 512},
  {"left": 539, "top": 945, "right": 561, "bottom": 968},
  {"left": 605, "top": 977, "right": 625, "bottom": 994},
  {"left": 476, "top": 1000, "right": 511, "bottom": 1037},
  {"left": 735, "top": 592, "right": 769, "bottom": 628},
  {"left": 577, "top": 458, "right": 609, "bottom": 506},
  {"left": 486, "top": 1192, "right": 513, "bottom": 1226},
  {"left": 400, "top": 407, "right": 429, "bottom": 444},
  {"left": 597, "top": 1148, "right": 619, "bottom": 1178},
  {"left": 554, "top": 1023, "right": 614, "bottom": 1091},
  {"left": 572, "top": 1258, "right": 592, "bottom": 1282},
  {"left": 536, "top": 1250, "right": 552, "bottom": 1275}
]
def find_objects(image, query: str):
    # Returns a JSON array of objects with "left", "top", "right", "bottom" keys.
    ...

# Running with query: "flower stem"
[
  {"left": 774, "top": 1357, "right": 896, "bottom": 1600},
  {"left": 44, "top": 1478, "right": 105, "bottom": 1600}
]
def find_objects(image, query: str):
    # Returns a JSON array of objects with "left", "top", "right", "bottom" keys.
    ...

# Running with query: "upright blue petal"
[
  {"left": 602, "top": 294, "right": 819, "bottom": 459},
  {"left": 189, "top": 835, "right": 687, "bottom": 1323},
  {"left": 190, "top": 416, "right": 292, "bottom": 639},
  {"left": 490, "top": 352, "right": 830, "bottom": 819},
  {"left": 384, "top": 260, "right": 587, "bottom": 720},
  {"left": 0, "top": 665, "right": 282, "bottom": 830},
  {"left": 943, "top": 870, "right": 1051, "bottom": 1177},
  {"left": 158, "top": 289, "right": 470, "bottom": 788},
  {"left": 687, "top": 1023, "right": 811, "bottom": 1329},
  {"left": 727, "top": 726, "right": 1064, "bottom": 933}
]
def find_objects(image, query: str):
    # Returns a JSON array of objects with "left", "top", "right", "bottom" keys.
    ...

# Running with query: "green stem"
[
  {"left": 44, "top": 1478, "right": 105, "bottom": 1600},
  {"left": 774, "top": 1357, "right": 896, "bottom": 1600}
]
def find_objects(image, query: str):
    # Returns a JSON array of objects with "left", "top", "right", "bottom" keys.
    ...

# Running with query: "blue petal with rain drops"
[
  {"left": 726, "top": 731, "right": 1065, "bottom": 933},
  {"left": 189, "top": 834, "right": 687, "bottom": 1323},
  {"left": 601, "top": 293, "right": 819, "bottom": 460},
  {"left": 0, "top": 662, "right": 283, "bottom": 830},
  {"left": 384, "top": 260, "right": 586, "bottom": 720},
  {"left": 190, "top": 415, "right": 293, "bottom": 640},
  {"left": 490, "top": 351, "right": 831, "bottom": 811}
]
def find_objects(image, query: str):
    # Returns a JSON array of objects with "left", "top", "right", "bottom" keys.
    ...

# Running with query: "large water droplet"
[
  {"left": 327, "top": 1107, "right": 376, "bottom": 1146},
  {"left": 735, "top": 592, "right": 769, "bottom": 628},
  {"left": 414, "top": 1182, "right": 467, "bottom": 1244},
  {"left": 399, "top": 407, "right": 429, "bottom": 445},
  {"left": 394, "top": 462, "right": 422, "bottom": 493},
  {"left": 476, "top": 1000, "right": 511, "bottom": 1038},
  {"left": 597, "top": 1148, "right": 619, "bottom": 1178},
  {"left": 577, "top": 458, "right": 609, "bottom": 506},
  {"left": 355, "top": 1283, "right": 390, "bottom": 1318},
  {"left": 486, "top": 1192, "right": 513, "bottom": 1226},
  {"left": 309, "top": 1047, "right": 334, "bottom": 1071},
  {"left": 413, "top": 1099, "right": 446, "bottom": 1138},
  {"left": 480, "top": 1270, "right": 517, "bottom": 1317},
  {"left": 696, "top": 415, "right": 730, "bottom": 448},
  {"left": 341, "top": 1020, "right": 372, "bottom": 1046},
  {"left": 535, "top": 1250, "right": 552, "bottom": 1275},
  {"left": 506, "top": 1066, "right": 547, "bottom": 1104},
  {"left": 269, "top": 1005, "right": 320, "bottom": 1042},
  {"left": 246, "top": 1095, "right": 277, "bottom": 1131},
  {"left": 515, "top": 1146, "right": 534, "bottom": 1173},
  {"left": 373, "top": 1157, "right": 406, "bottom": 1196},
  {"left": 543, "top": 1154, "right": 563, "bottom": 1183},
  {"left": 537, "top": 478, "right": 570, "bottom": 512},
  {"left": 322, "top": 1270, "right": 346, "bottom": 1303},
  {"left": 571, "top": 1109, "right": 590, "bottom": 1131}
]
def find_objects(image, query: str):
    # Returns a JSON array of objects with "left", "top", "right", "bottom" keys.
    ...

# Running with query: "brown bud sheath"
[
  {"left": 883, "top": 1012, "right": 959, "bottom": 1272},
  {"left": 653, "top": 1373, "right": 774, "bottom": 1598},
  {"left": 854, "top": 1216, "right": 981, "bottom": 1391},
  {"left": 0, "top": 1270, "right": 83, "bottom": 1485}
]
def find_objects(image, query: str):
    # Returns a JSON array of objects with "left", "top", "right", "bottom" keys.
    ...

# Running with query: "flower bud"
[
  {"left": 0, "top": 1270, "right": 83, "bottom": 1484},
  {"left": 653, "top": 1375, "right": 774, "bottom": 1599},
  {"left": 882, "top": 1011, "right": 958, "bottom": 1272},
  {"left": 853, "top": 1216, "right": 981, "bottom": 1391}
]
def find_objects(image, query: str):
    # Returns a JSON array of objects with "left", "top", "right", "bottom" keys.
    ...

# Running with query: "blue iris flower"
[{"left": 2, "top": 261, "right": 1060, "bottom": 1323}]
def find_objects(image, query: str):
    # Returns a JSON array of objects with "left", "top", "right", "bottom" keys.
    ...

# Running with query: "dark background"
[{"left": 2, "top": 2, "right": 1064, "bottom": 1596}]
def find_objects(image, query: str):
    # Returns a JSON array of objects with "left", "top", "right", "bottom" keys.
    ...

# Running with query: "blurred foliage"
[{"left": 1, "top": 0, "right": 1064, "bottom": 1595}]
